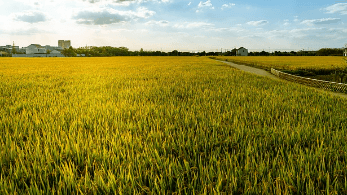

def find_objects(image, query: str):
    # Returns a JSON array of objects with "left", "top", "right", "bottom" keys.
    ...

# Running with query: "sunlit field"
[
  {"left": 1, "top": 57, "right": 347, "bottom": 194},
  {"left": 214, "top": 56, "right": 347, "bottom": 71}
]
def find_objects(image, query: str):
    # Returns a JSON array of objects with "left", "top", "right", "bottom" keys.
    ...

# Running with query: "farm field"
[
  {"left": 1, "top": 57, "right": 347, "bottom": 194},
  {"left": 214, "top": 56, "right": 347, "bottom": 72}
]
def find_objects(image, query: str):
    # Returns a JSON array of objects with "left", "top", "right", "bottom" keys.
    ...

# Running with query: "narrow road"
[{"left": 217, "top": 60, "right": 347, "bottom": 99}]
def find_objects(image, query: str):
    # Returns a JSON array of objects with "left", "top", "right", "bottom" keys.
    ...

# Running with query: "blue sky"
[{"left": 1, "top": 0, "right": 347, "bottom": 51}]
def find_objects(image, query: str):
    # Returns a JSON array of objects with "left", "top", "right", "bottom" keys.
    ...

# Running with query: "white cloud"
[
  {"left": 188, "top": 2, "right": 191, "bottom": 6},
  {"left": 283, "top": 19, "right": 290, "bottom": 26},
  {"left": 198, "top": 0, "right": 212, "bottom": 8},
  {"left": 145, "top": 20, "right": 169, "bottom": 26},
  {"left": 73, "top": 7, "right": 155, "bottom": 25},
  {"left": 246, "top": 20, "right": 268, "bottom": 26},
  {"left": 173, "top": 22, "right": 214, "bottom": 29},
  {"left": 3, "top": 27, "right": 46, "bottom": 35},
  {"left": 197, "top": 0, "right": 214, "bottom": 11},
  {"left": 294, "top": 16, "right": 299, "bottom": 22},
  {"left": 221, "top": 3, "right": 235, "bottom": 10},
  {"left": 80, "top": 0, "right": 170, "bottom": 6},
  {"left": 301, "top": 18, "right": 341, "bottom": 26},
  {"left": 208, "top": 26, "right": 245, "bottom": 33},
  {"left": 325, "top": 3, "right": 347, "bottom": 15},
  {"left": 12, "top": 11, "right": 47, "bottom": 23}
]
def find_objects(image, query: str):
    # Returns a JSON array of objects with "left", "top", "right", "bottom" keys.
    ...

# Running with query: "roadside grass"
[
  {"left": 214, "top": 56, "right": 347, "bottom": 83},
  {"left": 213, "top": 56, "right": 346, "bottom": 71}
]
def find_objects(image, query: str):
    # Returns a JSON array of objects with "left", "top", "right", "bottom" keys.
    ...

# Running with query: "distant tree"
[
  {"left": 231, "top": 48, "right": 237, "bottom": 56},
  {"left": 61, "top": 46, "right": 77, "bottom": 57},
  {"left": 316, "top": 48, "right": 343, "bottom": 56},
  {"left": 169, "top": 50, "right": 179, "bottom": 56},
  {"left": 47, "top": 49, "right": 51, "bottom": 54}
]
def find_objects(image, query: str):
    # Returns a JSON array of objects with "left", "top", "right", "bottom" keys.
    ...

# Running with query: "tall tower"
[
  {"left": 58, "top": 40, "right": 64, "bottom": 49},
  {"left": 58, "top": 40, "right": 71, "bottom": 49},
  {"left": 64, "top": 40, "right": 71, "bottom": 48}
]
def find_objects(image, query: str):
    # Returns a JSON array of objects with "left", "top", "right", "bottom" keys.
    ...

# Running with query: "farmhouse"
[{"left": 236, "top": 47, "right": 248, "bottom": 56}]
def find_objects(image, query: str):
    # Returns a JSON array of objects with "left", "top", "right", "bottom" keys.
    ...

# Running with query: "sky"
[{"left": 1, "top": 0, "right": 347, "bottom": 52}]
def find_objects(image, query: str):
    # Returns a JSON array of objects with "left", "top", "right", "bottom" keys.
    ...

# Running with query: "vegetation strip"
[{"left": 271, "top": 68, "right": 347, "bottom": 93}]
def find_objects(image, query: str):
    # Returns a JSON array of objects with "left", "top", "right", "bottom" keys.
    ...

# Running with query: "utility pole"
[{"left": 12, "top": 41, "right": 16, "bottom": 54}]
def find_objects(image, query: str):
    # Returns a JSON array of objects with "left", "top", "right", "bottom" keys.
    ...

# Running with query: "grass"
[
  {"left": 214, "top": 56, "right": 347, "bottom": 83},
  {"left": 213, "top": 56, "right": 347, "bottom": 72},
  {"left": 1, "top": 56, "right": 347, "bottom": 194}
]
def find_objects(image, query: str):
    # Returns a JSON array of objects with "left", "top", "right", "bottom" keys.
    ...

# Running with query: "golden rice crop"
[
  {"left": 1, "top": 56, "right": 347, "bottom": 194},
  {"left": 214, "top": 56, "right": 347, "bottom": 71}
]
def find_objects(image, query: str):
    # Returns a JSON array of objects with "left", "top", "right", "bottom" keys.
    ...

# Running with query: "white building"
[
  {"left": 26, "top": 44, "right": 46, "bottom": 54},
  {"left": 236, "top": 47, "right": 248, "bottom": 56}
]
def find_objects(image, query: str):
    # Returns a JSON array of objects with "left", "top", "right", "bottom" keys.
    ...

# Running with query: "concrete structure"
[
  {"left": 0, "top": 45, "right": 19, "bottom": 54},
  {"left": 0, "top": 51, "right": 7, "bottom": 56},
  {"left": 18, "top": 47, "right": 26, "bottom": 53},
  {"left": 58, "top": 40, "right": 71, "bottom": 49},
  {"left": 12, "top": 53, "right": 65, "bottom": 57},
  {"left": 51, "top": 50, "right": 61, "bottom": 54},
  {"left": 14, "top": 44, "right": 65, "bottom": 57},
  {"left": 45, "top": 45, "right": 63, "bottom": 52},
  {"left": 2, "top": 41, "right": 67, "bottom": 57},
  {"left": 236, "top": 47, "right": 248, "bottom": 56},
  {"left": 26, "top": 44, "right": 46, "bottom": 54}
]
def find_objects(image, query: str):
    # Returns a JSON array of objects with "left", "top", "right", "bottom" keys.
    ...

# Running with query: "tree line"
[
  {"left": 60, "top": 46, "right": 346, "bottom": 57},
  {"left": 2, "top": 46, "right": 345, "bottom": 57}
]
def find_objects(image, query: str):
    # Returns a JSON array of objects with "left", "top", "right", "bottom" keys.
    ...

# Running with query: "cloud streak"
[
  {"left": 81, "top": 0, "right": 170, "bottom": 6},
  {"left": 247, "top": 20, "right": 268, "bottom": 26},
  {"left": 73, "top": 7, "right": 155, "bottom": 25},
  {"left": 196, "top": 0, "right": 214, "bottom": 12},
  {"left": 145, "top": 20, "right": 169, "bottom": 26},
  {"left": 301, "top": 18, "right": 341, "bottom": 26},
  {"left": 13, "top": 11, "right": 47, "bottom": 23},
  {"left": 221, "top": 3, "right": 235, "bottom": 10},
  {"left": 173, "top": 22, "right": 214, "bottom": 29},
  {"left": 325, "top": 3, "right": 347, "bottom": 15}
]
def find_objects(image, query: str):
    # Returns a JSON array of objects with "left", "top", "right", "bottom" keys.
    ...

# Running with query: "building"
[
  {"left": 0, "top": 45, "right": 19, "bottom": 54},
  {"left": 18, "top": 47, "right": 27, "bottom": 53},
  {"left": 13, "top": 43, "right": 65, "bottom": 57},
  {"left": 45, "top": 45, "right": 63, "bottom": 52},
  {"left": 236, "top": 47, "right": 248, "bottom": 56},
  {"left": 26, "top": 44, "right": 46, "bottom": 54},
  {"left": 58, "top": 40, "right": 71, "bottom": 49}
]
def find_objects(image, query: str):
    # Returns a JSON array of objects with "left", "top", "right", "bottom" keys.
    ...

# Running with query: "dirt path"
[{"left": 217, "top": 60, "right": 347, "bottom": 99}]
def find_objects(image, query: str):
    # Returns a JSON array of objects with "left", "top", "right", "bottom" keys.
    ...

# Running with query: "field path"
[{"left": 217, "top": 60, "right": 347, "bottom": 99}]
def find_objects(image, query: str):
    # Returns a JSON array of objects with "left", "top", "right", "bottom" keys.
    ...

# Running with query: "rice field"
[
  {"left": 214, "top": 56, "right": 347, "bottom": 72},
  {"left": 1, "top": 57, "right": 347, "bottom": 194}
]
